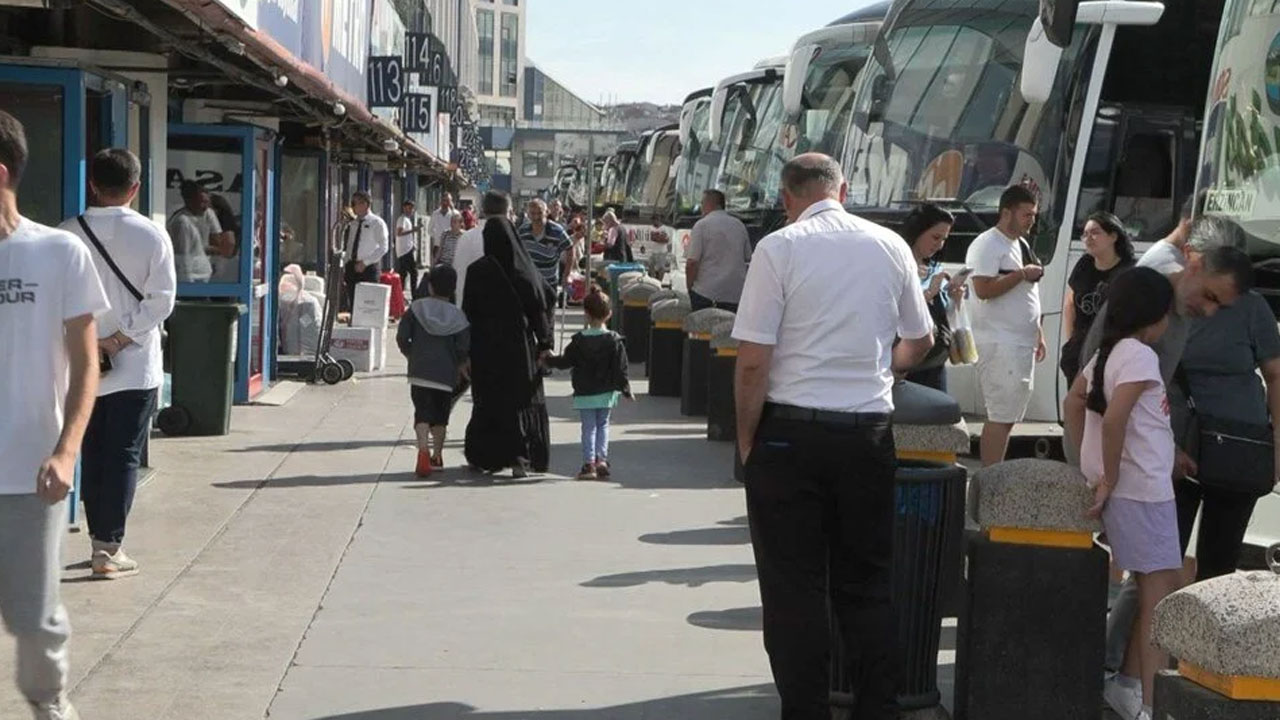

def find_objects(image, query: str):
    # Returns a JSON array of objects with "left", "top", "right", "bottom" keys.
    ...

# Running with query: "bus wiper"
[{"left": 893, "top": 197, "right": 991, "bottom": 233}]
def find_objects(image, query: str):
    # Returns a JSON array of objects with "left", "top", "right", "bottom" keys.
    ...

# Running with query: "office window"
[
  {"left": 477, "top": 9, "right": 495, "bottom": 95},
  {"left": 500, "top": 13, "right": 519, "bottom": 98},
  {"left": 504, "top": 0, "right": 518, "bottom": 5},
  {"left": 522, "top": 151, "right": 553, "bottom": 177},
  {"left": 486, "top": 150, "right": 511, "bottom": 176}
]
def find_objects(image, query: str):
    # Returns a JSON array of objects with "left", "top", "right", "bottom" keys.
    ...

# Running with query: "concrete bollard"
[
  {"left": 681, "top": 308, "right": 735, "bottom": 417},
  {"left": 620, "top": 281, "right": 662, "bottom": 365},
  {"left": 954, "top": 459, "right": 1108, "bottom": 720},
  {"left": 648, "top": 298, "right": 690, "bottom": 397},
  {"left": 1151, "top": 556, "right": 1280, "bottom": 717},
  {"left": 608, "top": 272, "right": 648, "bottom": 331},
  {"left": 705, "top": 318, "right": 738, "bottom": 442}
]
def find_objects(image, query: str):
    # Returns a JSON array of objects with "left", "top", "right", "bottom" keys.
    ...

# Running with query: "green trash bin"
[{"left": 157, "top": 301, "right": 245, "bottom": 437}]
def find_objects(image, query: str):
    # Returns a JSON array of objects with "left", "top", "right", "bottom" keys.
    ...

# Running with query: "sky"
[{"left": 525, "top": 0, "right": 881, "bottom": 106}]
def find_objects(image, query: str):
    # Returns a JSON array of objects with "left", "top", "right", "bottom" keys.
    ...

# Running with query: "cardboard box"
[
  {"left": 330, "top": 326, "right": 376, "bottom": 372},
  {"left": 352, "top": 282, "right": 390, "bottom": 329}
]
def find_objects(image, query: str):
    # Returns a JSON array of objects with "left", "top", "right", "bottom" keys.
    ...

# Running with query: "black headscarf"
[{"left": 469, "top": 216, "right": 552, "bottom": 349}]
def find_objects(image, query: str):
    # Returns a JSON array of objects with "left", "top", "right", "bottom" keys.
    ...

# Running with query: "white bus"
[
  {"left": 841, "top": 0, "right": 1280, "bottom": 551},
  {"left": 619, "top": 125, "right": 683, "bottom": 280}
]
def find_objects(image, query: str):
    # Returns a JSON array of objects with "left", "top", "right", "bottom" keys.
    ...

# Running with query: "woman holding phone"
[
  {"left": 901, "top": 203, "right": 965, "bottom": 391},
  {"left": 1060, "top": 212, "right": 1135, "bottom": 383}
]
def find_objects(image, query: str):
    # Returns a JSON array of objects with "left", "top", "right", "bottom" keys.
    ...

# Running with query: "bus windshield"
[
  {"left": 841, "top": 0, "right": 1090, "bottom": 224},
  {"left": 1196, "top": 0, "right": 1280, "bottom": 257},
  {"left": 717, "top": 78, "right": 787, "bottom": 212},
  {"left": 676, "top": 99, "right": 722, "bottom": 217},
  {"left": 795, "top": 42, "right": 874, "bottom": 157},
  {"left": 625, "top": 132, "right": 681, "bottom": 213},
  {"left": 600, "top": 151, "right": 635, "bottom": 208}
]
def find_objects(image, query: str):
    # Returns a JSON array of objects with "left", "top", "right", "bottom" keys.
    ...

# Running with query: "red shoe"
[{"left": 416, "top": 450, "right": 433, "bottom": 477}]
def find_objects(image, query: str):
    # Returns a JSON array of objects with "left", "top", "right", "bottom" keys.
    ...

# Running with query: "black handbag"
[{"left": 1174, "top": 365, "right": 1275, "bottom": 496}]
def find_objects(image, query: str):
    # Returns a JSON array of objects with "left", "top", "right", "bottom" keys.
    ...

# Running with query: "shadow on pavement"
[
  {"left": 687, "top": 606, "right": 763, "bottom": 632},
  {"left": 230, "top": 440, "right": 404, "bottom": 454},
  {"left": 581, "top": 563, "right": 757, "bottom": 588},
  {"left": 310, "top": 684, "right": 779, "bottom": 719},
  {"left": 213, "top": 473, "right": 390, "bottom": 489},
  {"left": 639, "top": 524, "right": 751, "bottom": 545}
]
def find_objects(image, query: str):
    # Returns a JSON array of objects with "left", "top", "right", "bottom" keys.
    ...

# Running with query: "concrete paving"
[{"left": 0, "top": 315, "right": 792, "bottom": 719}]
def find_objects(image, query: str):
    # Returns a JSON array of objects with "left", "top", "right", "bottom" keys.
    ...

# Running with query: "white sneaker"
[
  {"left": 1136, "top": 710, "right": 1152, "bottom": 720},
  {"left": 32, "top": 697, "right": 80, "bottom": 720},
  {"left": 1103, "top": 674, "right": 1144, "bottom": 720},
  {"left": 92, "top": 548, "right": 139, "bottom": 579}
]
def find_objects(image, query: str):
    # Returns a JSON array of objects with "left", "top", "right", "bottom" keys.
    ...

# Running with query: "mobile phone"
[{"left": 99, "top": 350, "right": 113, "bottom": 374}]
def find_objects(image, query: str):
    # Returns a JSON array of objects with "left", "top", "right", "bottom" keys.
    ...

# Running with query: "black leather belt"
[{"left": 763, "top": 403, "right": 890, "bottom": 427}]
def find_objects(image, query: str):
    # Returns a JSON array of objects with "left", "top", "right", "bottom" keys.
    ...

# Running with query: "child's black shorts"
[{"left": 411, "top": 386, "right": 453, "bottom": 426}]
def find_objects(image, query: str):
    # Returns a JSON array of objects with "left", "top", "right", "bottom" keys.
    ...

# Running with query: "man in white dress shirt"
[
  {"left": 453, "top": 190, "right": 510, "bottom": 307},
  {"left": 341, "top": 190, "right": 389, "bottom": 312},
  {"left": 732, "top": 153, "right": 933, "bottom": 719},
  {"left": 60, "top": 148, "right": 176, "bottom": 580}
]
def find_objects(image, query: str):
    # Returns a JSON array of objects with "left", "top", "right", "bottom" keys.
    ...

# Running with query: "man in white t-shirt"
[
  {"left": 395, "top": 200, "right": 423, "bottom": 297},
  {"left": 167, "top": 180, "right": 222, "bottom": 283},
  {"left": 732, "top": 154, "right": 933, "bottom": 716},
  {"left": 427, "top": 192, "right": 460, "bottom": 260},
  {"left": 0, "top": 111, "right": 109, "bottom": 720},
  {"left": 965, "top": 185, "right": 1045, "bottom": 466},
  {"left": 686, "top": 189, "right": 752, "bottom": 311},
  {"left": 60, "top": 148, "right": 177, "bottom": 581}
]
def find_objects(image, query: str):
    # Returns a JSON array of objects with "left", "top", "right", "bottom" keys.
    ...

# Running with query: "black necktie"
[{"left": 350, "top": 221, "right": 365, "bottom": 262}]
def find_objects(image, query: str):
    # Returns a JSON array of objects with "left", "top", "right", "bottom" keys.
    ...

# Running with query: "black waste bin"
[
  {"left": 830, "top": 381, "right": 966, "bottom": 714},
  {"left": 706, "top": 336, "right": 737, "bottom": 442},
  {"left": 620, "top": 290, "right": 655, "bottom": 365},
  {"left": 157, "top": 301, "right": 244, "bottom": 437},
  {"left": 680, "top": 330, "right": 712, "bottom": 416},
  {"left": 830, "top": 460, "right": 967, "bottom": 712},
  {"left": 648, "top": 299, "right": 688, "bottom": 397}
]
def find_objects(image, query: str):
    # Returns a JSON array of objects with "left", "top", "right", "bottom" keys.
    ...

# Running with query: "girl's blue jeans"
[{"left": 579, "top": 408, "right": 611, "bottom": 465}]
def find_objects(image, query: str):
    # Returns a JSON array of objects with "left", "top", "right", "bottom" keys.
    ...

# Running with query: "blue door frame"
[
  {"left": 0, "top": 65, "right": 131, "bottom": 528},
  {"left": 168, "top": 123, "right": 277, "bottom": 404}
]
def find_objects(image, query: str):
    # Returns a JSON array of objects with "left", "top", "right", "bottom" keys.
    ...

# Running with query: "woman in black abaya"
[{"left": 462, "top": 216, "right": 553, "bottom": 475}]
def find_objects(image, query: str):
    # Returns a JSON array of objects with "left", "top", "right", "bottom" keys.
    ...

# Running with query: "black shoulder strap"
[
  {"left": 78, "top": 215, "right": 143, "bottom": 303},
  {"left": 1172, "top": 363, "right": 1195, "bottom": 410},
  {"left": 1019, "top": 238, "right": 1040, "bottom": 266}
]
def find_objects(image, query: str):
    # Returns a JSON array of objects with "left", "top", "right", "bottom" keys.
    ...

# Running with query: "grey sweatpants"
[{"left": 0, "top": 494, "right": 70, "bottom": 706}]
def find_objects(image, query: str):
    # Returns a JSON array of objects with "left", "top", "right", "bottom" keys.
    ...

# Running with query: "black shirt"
[{"left": 1060, "top": 254, "right": 1133, "bottom": 380}]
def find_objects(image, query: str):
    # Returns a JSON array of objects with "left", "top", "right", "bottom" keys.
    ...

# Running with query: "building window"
[
  {"left": 522, "top": 150, "right": 554, "bottom": 177},
  {"left": 479, "top": 105, "right": 516, "bottom": 127},
  {"left": 486, "top": 149, "right": 512, "bottom": 176},
  {"left": 477, "top": 9, "right": 495, "bottom": 96},
  {"left": 504, "top": 0, "right": 518, "bottom": 5},
  {"left": 500, "top": 13, "right": 519, "bottom": 98}
]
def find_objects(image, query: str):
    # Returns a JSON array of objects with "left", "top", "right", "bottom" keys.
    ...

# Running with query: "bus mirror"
[
  {"left": 709, "top": 85, "right": 729, "bottom": 146},
  {"left": 783, "top": 44, "right": 817, "bottom": 121},
  {"left": 1021, "top": 16, "right": 1064, "bottom": 104},
  {"left": 1039, "top": 0, "right": 1079, "bottom": 48}
]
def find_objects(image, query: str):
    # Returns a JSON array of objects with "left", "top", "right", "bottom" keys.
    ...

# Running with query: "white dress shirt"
[
  {"left": 60, "top": 205, "right": 177, "bottom": 396},
  {"left": 732, "top": 199, "right": 932, "bottom": 414},
  {"left": 452, "top": 225, "right": 486, "bottom": 306},
  {"left": 428, "top": 208, "right": 460, "bottom": 248},
  {"left": 343, "top": 212, "right": 390, "bottom": 267}
]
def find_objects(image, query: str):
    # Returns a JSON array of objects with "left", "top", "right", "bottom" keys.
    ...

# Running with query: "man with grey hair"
[
  {"left": 1076, "top": 212, "right": 1253, "bottom": 718},
  {"left": 453, "top": 190, "right": 512, "bottom": 306},
  {"left": 733, "top": 153, "right": 933, "bottom": 719}
]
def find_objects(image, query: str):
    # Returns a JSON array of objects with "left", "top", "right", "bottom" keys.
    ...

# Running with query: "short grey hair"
[
  {"left": 601, "top": 209, "right": 619, "bottom": 225},
  {"left": 781, "top": 153, "right": 843, "bottom": 198},
  {"left": 1187, "top": 214, "right": 1247, "bottom": 253},
  {"left": 527, "top": 198, "right": 548, "bottom": 211},
  {"left": 481, "top": 189, "right": 511, "bottom": 218}
]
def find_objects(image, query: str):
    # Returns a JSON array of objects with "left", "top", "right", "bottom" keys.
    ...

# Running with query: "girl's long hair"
[{"left": 1087, "top": 266, "right": 1173, "bottom": 414}]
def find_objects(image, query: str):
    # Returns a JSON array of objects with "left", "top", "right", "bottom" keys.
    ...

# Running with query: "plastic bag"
[{"left": 946, "top": 294, "right": 979, "bottom": 365}]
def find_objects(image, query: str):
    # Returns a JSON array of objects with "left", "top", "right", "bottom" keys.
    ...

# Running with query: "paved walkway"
[{"left": 1, "top": 315, "right": 793, "bottom": 719}]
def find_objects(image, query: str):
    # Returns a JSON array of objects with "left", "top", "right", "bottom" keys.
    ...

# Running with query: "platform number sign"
[
  {"left": 405, "top": 32, "right": 430, "bottom": 72},
  {"left": 367, "top": 56, "right": 404, "bottom": 108},
  {"left": 401, "top": 93, "right": 434, "bottom": 133},
  {"left": 440, "top": 85, "right": 459, "bottom": 122}
]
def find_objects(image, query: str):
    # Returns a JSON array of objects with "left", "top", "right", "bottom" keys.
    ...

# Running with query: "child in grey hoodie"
[{"left": 397, "top": 266, "right": 470, "bottom": 476}]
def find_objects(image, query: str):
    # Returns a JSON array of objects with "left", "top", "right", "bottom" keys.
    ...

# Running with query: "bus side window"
[{"left": 1112, "top": 132, "right": 1174, "bottom": 241}]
